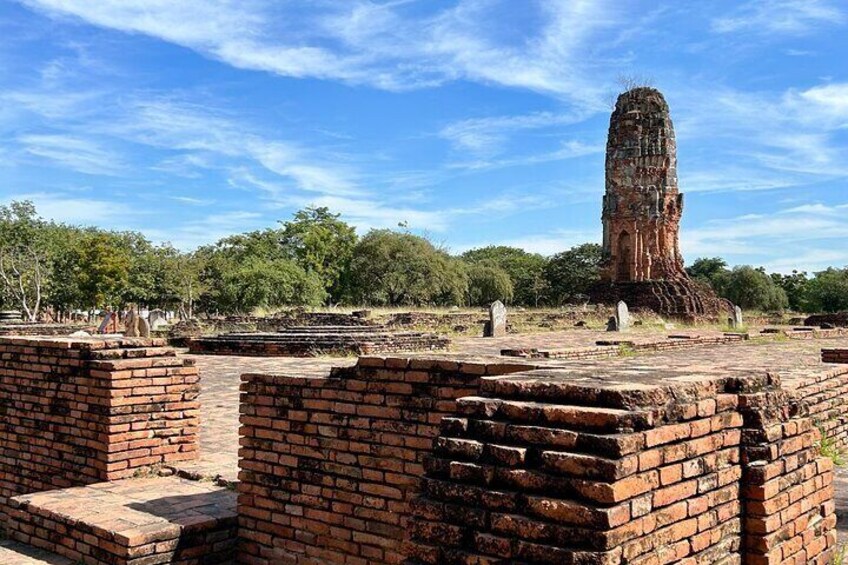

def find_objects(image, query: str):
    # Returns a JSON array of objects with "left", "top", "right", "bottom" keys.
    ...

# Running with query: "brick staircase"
[
  {"left": 3, "top": 476, "right": 237, "bottom": 565},
  {"left": 188, "top": 325, "right": 451, "bottom": 356}
]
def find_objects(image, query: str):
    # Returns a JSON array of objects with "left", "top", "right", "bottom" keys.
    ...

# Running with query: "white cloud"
[
  {"left": 681, "top": 202, "right": 848, "bottom": 272},
  {"left": 711, "top": 0, "right": 845, "bottom": 35},
  {"left": 143, "top": 211, "right": 265, "bottom": 249},
  {"left": 18, "top": 0, "right": 619, "bottom": 104},
  {"left": 456, "top": 229, "right": 600, "bottom": 256},
  {"left": 18, "top": 134, "right": 125, "bottom": 175},
  {"left": 440, "top": 110, "right": 592, "bottom": 155},
  {"left": 674, "top": 82, "right": 848, "bottom": 191},
  {"left": 4, "top": 192, "right": 131, "bottom": 224}
]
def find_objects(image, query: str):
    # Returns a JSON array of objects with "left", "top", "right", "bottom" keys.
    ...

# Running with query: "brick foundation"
[
  {"left": 502, "top": 333, "right": 746, "bottom": 360},
  {"left": 0, "top": 336, "right": 199, "bottom": 524},
  {"left": 189, "top": 327, "right": 450, "bottom": 357},
  {"left": 237, "top": 357, "right": 534, "bottom": 565},
  {"left": 403, "top": 369, "right": 838, "bottom": 563},
  {"left": 237, "top": 350, "right": 842, "bottom": 565},
  {"left": 6, "top": 477, "right": 236, "bottom": 565}
]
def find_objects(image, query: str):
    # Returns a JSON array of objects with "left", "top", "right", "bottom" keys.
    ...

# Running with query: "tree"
[
  {"left": 462, "top": 246, "right": 547, "bottom": 306},
  {"left": 279, "top": 207, "right": 357, "bottom": 301},
  {"left": 804, "top": 268, "right": 848, "bottom": 313},
  {"left": 73, "top": 231, "right": 133, "bottom": 310},
  {"left": 686, "top": 257, "right": 730, "bottom": 293},
  {"left": 208, "top": 257, "right": 325, "bottom": 313},
  {"left": 770, "top": 270, "right": 809, "bottom": 312},
  {"left": 170, "top": 251, "right": 206, "bottom": 319},
  {"left": 544, "top": 243, "right": 603, "bottom": 305},
  {"left": 0, "top": 201, "right": 54, "bottom": 321},
  {"left": 346, "top": 230, "right": 468, "bottom": 306},
  {"left": 467, "top": 263, "right": 513, "bottom": 306},
  {"left": 722, "top": 266, "right": 788, "bottom": 311}
]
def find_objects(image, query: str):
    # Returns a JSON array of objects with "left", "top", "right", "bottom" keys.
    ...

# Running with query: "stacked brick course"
[
  {"left": 237, "top": 357, "right": 533, "bottom": 565},
  {"left": 6, "top": 477, "right": 236, "bottom": 565},
  {"left": 189, "top": 327, "right": 450, "bottom": 357},
  {"left": 0, "top": 336, "right": 199, "bottom": 523},
  {"left": 737, "top": 381, "right": 836, "bottom": 564},
  {"left": 502, "top": 334, "right": 746, "bottom": 360},
  {"left": 406, "top": 372, "right": 747, "bottom": 564}
]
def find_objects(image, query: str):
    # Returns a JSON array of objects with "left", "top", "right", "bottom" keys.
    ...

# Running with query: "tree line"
[{"left": 1, "top": 200, "right": 846, "bottom": 320}]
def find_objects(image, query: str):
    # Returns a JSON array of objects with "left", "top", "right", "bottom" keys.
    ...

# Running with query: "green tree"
[
  {"left": 346, "top": 229, "right": 468, "bottom": 306},
  {"left": 804, "top": 268, "right": 848, "bottom": 313},
  {"left": 210, "top": 257, "right": 324, "bottom": 313},
  {"left": 0, "top": 201, "right": 53, "bottom": 320},
  {"left": 467, "top": 262, "right": 514, "bottom": 306},
  {"left": 722, "top": 266, "right": 788, "bottom": 311},
  {"left": 770, "top": 270, "right": 809, "bottom": 312},
  {"left": 686, "top": 257, "right": 730, "bottom": 293},
  {"left": 462, "top": 246, "right": 547, "bottom": 306},
  {"left": 279, "top": 207, "right": 357, "bottom": 301},
  {"left": 74, "top": 231, "right": 133, "bottom": 309},
  {"left": 544, "top": 243, "right": 603, "bottom": 305}
]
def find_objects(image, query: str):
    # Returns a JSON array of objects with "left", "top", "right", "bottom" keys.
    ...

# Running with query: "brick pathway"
[{"left": 0, "top": 540, "right": 73, "bottom": 565}]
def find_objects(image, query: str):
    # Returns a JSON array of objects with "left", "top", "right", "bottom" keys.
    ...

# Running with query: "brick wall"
[
  {"left": 407, "top": 374, "right": 746, "bottom": 564},
  {"left": 238, "top": 353, "right": 841, "bottom": 565},
  {"left": 405, "top": 369, "right": 838, "bottom": 564},
  {"left": 737, "top": 382, "right": 836, "bottom": 564},
  {"left": 237, "top": 357, "right": 533, "bottom": 565},
  {"left": 0, "top": 336, "right": 199, "bottom": 524}
]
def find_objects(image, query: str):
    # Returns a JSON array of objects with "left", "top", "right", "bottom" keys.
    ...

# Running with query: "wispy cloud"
[
  {"left": 711, "top": 0, "right": 845, "bottom": 35},
  {"left": 3, "top": 192, "right": 132, "bottom": 224},
  {"left": 440, "top": 110, "right": 592, "bottom": 155},
  {"left": 18, "top": 134, "right": 125, "bottom": 175},
  {"left": 681, "top": 202, "right": 848, "bottom": 272},
  {"left": 17, "top": 0, "right": 620, "bottom": 104},
  {"left": 456, "top": 228, "right": 600, "bottom": 256},
  {"left": 674, "top": 81, "right": 848, "bottom": 191}
]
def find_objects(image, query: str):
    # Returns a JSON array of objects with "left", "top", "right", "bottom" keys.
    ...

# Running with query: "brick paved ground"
[
  {"left": 6, "top": 477, "right": 237, "bottom": 565},
  {"left": 0, "top": 540, "right": 73, "bottom": 565}
]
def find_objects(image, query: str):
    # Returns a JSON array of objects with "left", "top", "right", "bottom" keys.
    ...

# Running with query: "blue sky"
[{"left": 0, "top": 0, "right": 846, "bottom": 273}]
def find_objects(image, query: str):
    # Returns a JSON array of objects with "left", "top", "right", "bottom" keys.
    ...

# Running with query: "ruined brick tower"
[{"left": 591, "top": 87, "right": 730, "bottom": 319}]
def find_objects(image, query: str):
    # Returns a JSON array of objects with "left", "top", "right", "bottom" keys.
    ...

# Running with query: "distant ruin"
[{"left": 590, "top": 88, "right": 730, "bottom": 320}]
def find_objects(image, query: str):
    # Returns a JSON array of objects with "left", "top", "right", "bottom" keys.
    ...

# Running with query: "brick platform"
[
  {"left": 5, "top": 477, "right": 236, "bottom": 565},
  {"left": 0, "top": 337, "right": 199, "bottom": 524},
  {"left": 188, "top": 326, "right": 450, "bottom": 357},
  {"left": 502, "top": 333, "right": 747, "bottom": 359},
  {"left": 237, "top": 357, "right": 535, "bottom": 565},
  {"left": 406, "top": 367, "right": 837, "bottom": 564},
  {"left": 235, "top": 336, "right": 848, "bottom": 565}
]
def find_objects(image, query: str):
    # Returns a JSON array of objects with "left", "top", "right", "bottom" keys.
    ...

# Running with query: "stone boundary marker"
[{"left": 0, "top": 336, "right": 199, "bottom": 524}]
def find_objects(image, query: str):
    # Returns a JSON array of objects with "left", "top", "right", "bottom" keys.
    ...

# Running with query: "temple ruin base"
[{"left": 589, "top": 279, "right": 732, "bottom": 321}]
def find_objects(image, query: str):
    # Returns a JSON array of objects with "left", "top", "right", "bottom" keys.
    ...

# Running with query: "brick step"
[
  {"left": 455, "top": 397, "right": 655, "bottom": 433},
  {"left": 0, "top": 539, "right": 73, "bottom": 565},
  {"left": 5, "top": 477, "right": 237, "bottom": 565}
]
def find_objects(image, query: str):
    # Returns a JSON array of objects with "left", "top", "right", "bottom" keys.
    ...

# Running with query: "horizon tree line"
[{"left": 1, "top": 200, "right": 846, "bottom": 320}]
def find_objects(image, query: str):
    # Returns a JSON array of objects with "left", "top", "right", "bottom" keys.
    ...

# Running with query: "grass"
[
  {"left": 816, "top": 425, "right": 847, "bottom": 467},
  {"left": 618, "top": 344, "right": 638, "bottom": 357},
  {"left": 834, "top": 545, "right": 846, "bottom": 565}
]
